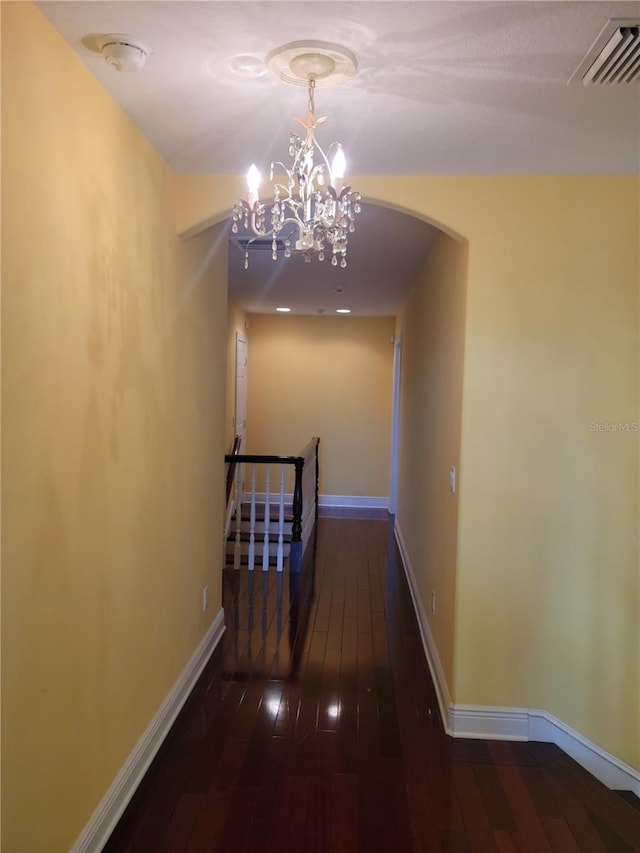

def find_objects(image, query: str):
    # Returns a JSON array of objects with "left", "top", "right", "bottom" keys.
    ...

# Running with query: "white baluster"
[
  {"left": 262, "top": 464, "right": 271, "bottom": 571},
  {"left": 277, "top": 464, "right": 285, "bottom": 572},
  {"left": 248, "top": 463, "right": 257, "bottom": 571},
  {"left": 233, "top": 464, "right": 242, "bottom": 570}
]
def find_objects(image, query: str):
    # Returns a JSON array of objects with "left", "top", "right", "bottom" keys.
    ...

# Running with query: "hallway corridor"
[{"left": 104, "top": 518, "right": 640, "bottom": 852}]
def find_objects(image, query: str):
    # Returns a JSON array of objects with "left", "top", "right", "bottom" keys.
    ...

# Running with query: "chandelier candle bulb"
[
  {"left": 246, "top": 164, "right": 261, "bottom": 208},
  {"left": 331, "top": 145, "right": 346, "bottom": 195}
]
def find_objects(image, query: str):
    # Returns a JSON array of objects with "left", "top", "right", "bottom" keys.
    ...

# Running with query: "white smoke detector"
[{"left": 97, "top": 35, "right": 150, "bottom": 72}]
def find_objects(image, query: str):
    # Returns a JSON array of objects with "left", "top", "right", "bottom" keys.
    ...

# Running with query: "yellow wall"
[
  {"left": 452, "top": 177, "right": 639, "bottom": 770},
  {"left": 180, "top": 174, "right": 639, "bottom": 771},
  {"left": 247, "top": 314, "right": 395, "bottom": 497},
  {"left": 395, "top": 233, "right": 468, "bottom": 686},
  {"left": 1, "top": 4, "right": 228, "bottom": 850}
]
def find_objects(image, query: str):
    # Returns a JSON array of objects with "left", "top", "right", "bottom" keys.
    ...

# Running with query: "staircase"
[
  {"left": 224, "top": 437, "right": 319, "bottom": 573},
  {"left": 225, "top": 501, "right": 294, "bottom": 570}
]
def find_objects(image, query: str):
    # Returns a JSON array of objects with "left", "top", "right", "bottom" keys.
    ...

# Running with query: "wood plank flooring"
[{"left": 104, "top": 518, "right": 640, "bottom": 852}]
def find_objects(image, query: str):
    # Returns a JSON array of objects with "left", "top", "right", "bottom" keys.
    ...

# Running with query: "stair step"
[
  {"left": 225, "top": 539, "right": 292, "bottom": 560},
  {"left": 238, "top": 499, "right": 293, "bottom": 512},
  {"left": 227, "top": 531, "right": 292, "bottom": 544},
  {"left": 231, "top": 519, "right": 294, "bottom": 535},
  {"left": 238, "top": 511, "right": 294, "bottom": 523},
  {"left": 224, "top": 554, "right": 285, "bottom": 569}
]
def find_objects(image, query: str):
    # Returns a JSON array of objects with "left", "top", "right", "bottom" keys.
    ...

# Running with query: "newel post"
[
  {"left": 290, "top": 456, "right": 304, "bottom": 573},
  {"left": 292, "top": 456, "right": 304, "bottom": 543}
]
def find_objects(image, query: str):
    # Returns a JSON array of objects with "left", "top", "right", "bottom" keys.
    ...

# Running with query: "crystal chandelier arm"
[
  {"left": 243, "top": 194, "right": 308, "bottom": 238},
  {"left": 308, "top": 136, "right": 333, "bottom": 185},
  {"left": 297, "top": 135, "right": 333, "bottom": 197},
  {"left": 246, "top": 207, "right": 269, "bottom": 237}
]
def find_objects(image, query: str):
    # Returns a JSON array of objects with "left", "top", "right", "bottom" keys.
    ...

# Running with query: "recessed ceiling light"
[
  {"left": 336, "top": 308, "right": 351, "bottom": 314},
  {"left": 276, "top": 307, "right": 291, "bottom": 313}
]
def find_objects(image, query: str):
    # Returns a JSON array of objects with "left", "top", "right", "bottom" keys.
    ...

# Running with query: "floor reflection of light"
[
  {"left": 327, "top": 703, "right": 340, "bottom": 719},
  {"left": 266, "top": 697, "right": 281, "bottom": 718}
]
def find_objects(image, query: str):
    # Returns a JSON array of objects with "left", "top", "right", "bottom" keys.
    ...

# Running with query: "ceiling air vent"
[
  {"left": 232, "top": 237, "right": 288, "bottom": 252},
  {"left": 572, "top": 19, "right": 640, "bottom": 84}
]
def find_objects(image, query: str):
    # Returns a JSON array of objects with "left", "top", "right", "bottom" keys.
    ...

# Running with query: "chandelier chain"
[{"left": 307, "top": 75, "right": 316, "bottom": 115}]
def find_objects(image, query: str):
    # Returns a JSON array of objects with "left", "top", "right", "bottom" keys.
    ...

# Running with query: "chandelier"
[{"left": 232, "top": 42, "right": 361, "bottom": 269}]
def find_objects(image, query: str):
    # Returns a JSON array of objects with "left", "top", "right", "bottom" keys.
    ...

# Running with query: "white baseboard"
[
  {"left": 72, "top": 609, "right": 226, "bottom": 853},
  {"left": 529, "top": 709, "right": 640, "bottom": 796},
  {"left": 394, "top": 523, "right": 452, "bottom": 732},
  {"left": 247, "top": 492, "right": 389, "bottom": 519},
  {"left": 249, "top": 492, "right": 388, "bottom": 510},
  {"left": 394, "top": 523, "right": 640, "bottom": 796},
  {"left": 319, "top": 494, "right": 388, "bottom": 518},
  {"left": 318, "top": 494, "right": 388, "bottom": 510},
  {"left": 450, "top": 705, "right": 529, "bottom": 740}
]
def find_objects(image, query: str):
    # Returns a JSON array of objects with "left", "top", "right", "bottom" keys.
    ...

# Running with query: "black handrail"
[
  {"left": 225, "top": 435, "right": 242, "bottom": 503},
  {"left": 223, "top": 452, "right": 309, "bottom": 466}
]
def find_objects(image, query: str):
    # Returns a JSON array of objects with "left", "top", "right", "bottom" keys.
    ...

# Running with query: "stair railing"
[
  {"left": 224, "top": 437, "right": 319, "bottom": 572},
  {"left": 224, "top": 436, "right": 242, "bottom": 553}
]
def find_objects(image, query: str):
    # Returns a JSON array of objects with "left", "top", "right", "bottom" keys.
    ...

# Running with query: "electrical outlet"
[
  {"left": 431, "top": 591, "right": 436, "bottom": 614},
  {"left": 202, "top": 586, "right": 209, "bottom": 611}
]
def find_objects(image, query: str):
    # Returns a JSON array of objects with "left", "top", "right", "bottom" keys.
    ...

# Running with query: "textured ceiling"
[
  {"left": 36, "top": 1, "right": 640, "bottom": 314},
  {"left": 228, "top": 203, "right": 438, "bottom": 316}
]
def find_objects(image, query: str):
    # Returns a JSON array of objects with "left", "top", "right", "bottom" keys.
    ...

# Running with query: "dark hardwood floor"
[{"left": 104, "top": 518, "right": 640, "bottom": 852}]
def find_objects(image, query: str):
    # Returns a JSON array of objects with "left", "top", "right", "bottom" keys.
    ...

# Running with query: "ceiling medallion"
[{"left": 232, "top": 41, "right": 361, "bottom": 268}]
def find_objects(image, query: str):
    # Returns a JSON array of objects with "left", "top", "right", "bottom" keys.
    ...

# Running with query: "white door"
[
  {"left": 388, "top": 335, "right": 402, "bottom": 515},
  {"left": 235, "top": 332, "right": 248, "bottom": 451}
]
